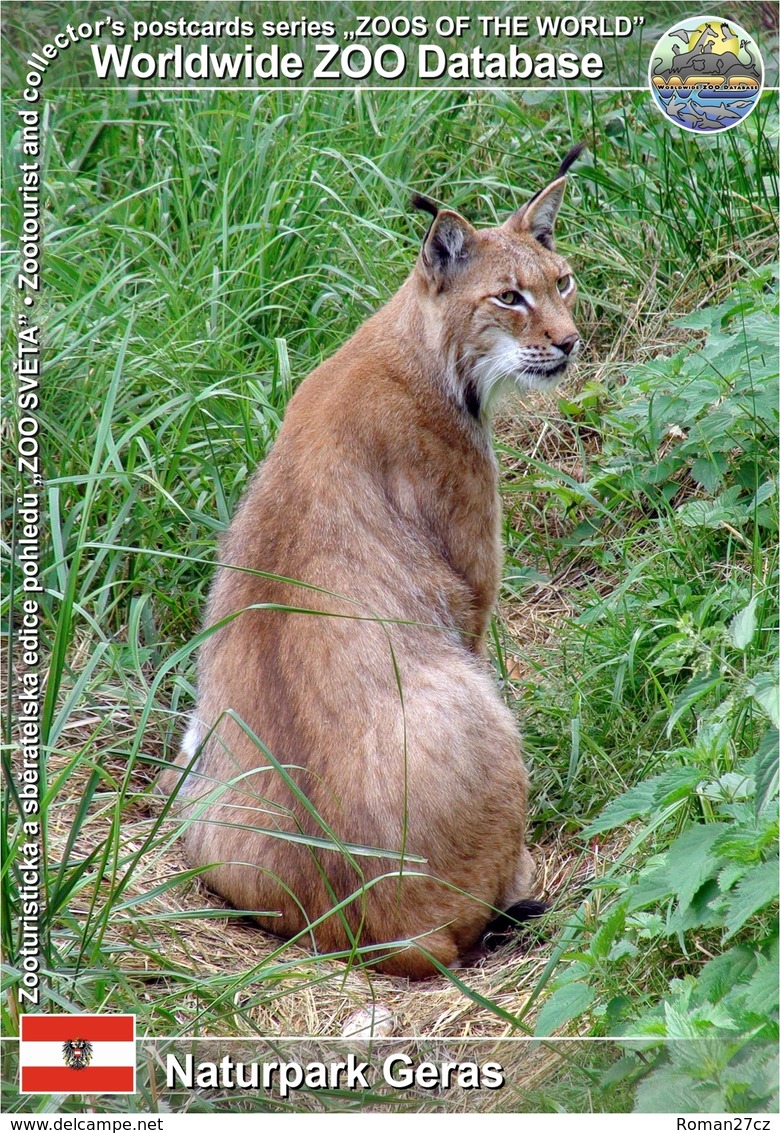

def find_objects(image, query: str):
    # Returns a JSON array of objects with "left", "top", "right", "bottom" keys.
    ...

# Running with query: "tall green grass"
[{"left": 2, "top": 75, "right": 778, "bottom": 1113}]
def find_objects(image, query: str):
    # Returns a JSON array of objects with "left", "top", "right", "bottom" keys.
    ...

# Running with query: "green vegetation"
[
  {"left": 2, "top": 55, "right": 777, "bottom": 1115},
  {"left": 510, "top": 276, "right": 778, "bottom": 1111}
]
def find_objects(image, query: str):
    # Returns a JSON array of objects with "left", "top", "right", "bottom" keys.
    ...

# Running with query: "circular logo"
[{"left": 649, "top": 17, "right": 764, "bottom": 133}]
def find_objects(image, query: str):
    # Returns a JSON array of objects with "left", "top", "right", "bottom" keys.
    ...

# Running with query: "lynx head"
[{"left": 412, "top": 143, "right": 583, "bottom": 419}]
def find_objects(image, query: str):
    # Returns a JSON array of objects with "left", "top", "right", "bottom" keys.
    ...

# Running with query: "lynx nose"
[{"left": 555, "top": 334, "right": 580, "bottom": 356}]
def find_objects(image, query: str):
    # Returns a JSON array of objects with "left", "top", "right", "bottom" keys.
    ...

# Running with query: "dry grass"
[{"left": 48, "top": 737, "right": 598, "bottom": 1040}]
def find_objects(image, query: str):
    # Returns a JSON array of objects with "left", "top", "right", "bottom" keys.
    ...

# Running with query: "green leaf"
[
  {"left": 749, "top": 673, "right": 780, "bottom": 728},
  {"left": 590, "top": 903, "right": 627, "bottom": 961},
  {"left": 691, "top": 455, "right": 727, "bottom": 494},
  {"left": 729, "top": 596, "right": 759, "bottom": 651},
  {"left": 698, "top": 771, "right": 755, "bottom": 803},
  {"left": 664, "top": 1002, "right": 702, "bottom": 1040},
  {"left": 724, "top": 859, "right": 779, "bottom": 939},
  {"left": 670, "top": 878, "right": 726, "bottom": 934},
  {"left": 534, "top": 982, "right": 595, "bottom": 1037},
  {"left": 629, "top": 823, "right": 728, "bottom": 915},
  {"left": 634, "top": 1071, "right": 718, "bottom": 1113},
  {"left": 672, "top": 825, "right": 731, "bottom": 911},
  {"left": 582, "top": 768, "right": 703, "bottom": 838},
  {"left": 741, "top": 958, "right": 780, "bottom": 1016},
  {"left": 667, "top": 673, "right": 725, "bottom": 737},
  {"left": 718, "top": 860, "right": 752, "bottom": 894},
  {"left": 754, "top": 727, "right": 780, "bottom": 814},
  {"left": 747, "top": 479, "right": 777, "bottom": 510},
  {"left": 675, "top": 486, "right": 745, "bottom": 529},
  {"left": 693, "top": 945, "right": 758, "bottom": 1005},
  {"left": 628, "top": 858, "right": 679, "bottom": 910},
  {"left": 600, "top": 1053, "right": 640, "bottom": 1088}
]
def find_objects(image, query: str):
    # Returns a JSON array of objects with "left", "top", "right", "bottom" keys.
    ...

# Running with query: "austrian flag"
[{"left": 20, "top": 1015, "right": 136, "bottom": 1094}]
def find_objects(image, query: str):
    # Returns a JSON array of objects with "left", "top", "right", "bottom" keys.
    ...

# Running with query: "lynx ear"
[
  {"left": 418, "top": 208, "right": 477, "bottom": 286},
  {"left": 504, "top": 177, "right": 566, "bottom": 250},
  {"left": 504, "top": 141, "right": 584, "bottom": 250}
]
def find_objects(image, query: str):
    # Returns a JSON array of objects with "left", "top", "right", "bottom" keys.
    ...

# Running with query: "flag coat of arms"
[{"left": 20, "top": 1015, "right": 136, "bottom": 1094}]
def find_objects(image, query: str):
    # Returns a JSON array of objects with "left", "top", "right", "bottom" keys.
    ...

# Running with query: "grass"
[{"left": 2, "top": 29, "right": 778, "bottom": 1114}]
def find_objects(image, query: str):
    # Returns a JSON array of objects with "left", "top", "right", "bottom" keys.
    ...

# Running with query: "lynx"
[{"left": 159, "top": 145, "right": 583, "bottom": 979}]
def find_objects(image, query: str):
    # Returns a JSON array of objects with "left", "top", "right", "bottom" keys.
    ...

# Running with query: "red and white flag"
[{"left": 20, "top": 1015, "right": 136, "bottom": 1094}]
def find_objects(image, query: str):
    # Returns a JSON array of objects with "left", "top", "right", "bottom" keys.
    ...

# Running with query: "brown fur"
[{"left": 159, "top": 155, "right": 581, "bottom": 979}]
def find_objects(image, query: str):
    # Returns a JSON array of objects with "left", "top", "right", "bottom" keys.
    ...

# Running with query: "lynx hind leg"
[
  {"left": 505, "top": 845, "right": 537, "bottom": 907},
  {"left": 372, "top": 930, "right": 460, "bottom": 980},
  {"left": 477, "top": 849, "right": 546, "bottom": 950},
  {"left": 387, "top": 659, "right": 530, "bottom": 934}
]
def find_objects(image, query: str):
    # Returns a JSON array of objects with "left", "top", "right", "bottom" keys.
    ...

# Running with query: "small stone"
[{"left": 341, "top": 1005, "right": 394, "bottom": 1039}]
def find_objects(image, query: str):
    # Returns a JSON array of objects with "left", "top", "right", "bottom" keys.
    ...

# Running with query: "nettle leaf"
[
  {"left": 667, "top": 673, "right": 725, "bottom": 737},
  {"left": 600, "top": 1053, "right": 640, "bottom": 1088},
  {"left": 754, "top": 727, "right": 780, "bottom": 814},
  {"left": 741, "top": 957, "right": 780, "bottom": 1017},
  {"left": 690, "top": 455, "right": 727, "bottom": 494},
  {"left": 628, "top": 911, "right": 666, "bottom": 939},
  {"left": 697, "top": 771, "right": 755, "bottom": 804},
  {"left": 748, "top": 673, "right": 780, "bottom": 728},
  {"left": 748, "top": 479, "right": 777, "bottom": 511},
  {"left": 629, "top": 823, "right": 728, "bottom": 915},
  {"left": 687, "top": 405, "right": 739, "bottom": 448},
  {"left": 534, "top": 982, "right": 595, "bottom": 1037},
  {"left": 670, "top": 878, "right": 726, "bottom": 934},
  {"left": 724, "top": 858, "right": 779, "bottom": 940},
  {"left": 723, "top": 1042, "right": 780, "bottom": 1109},
  {"left": 663, "top": 1002, "right": 700, "bottom": 1040},
  {"left": 641, "top": 452, "right": 686, "bottom": 486},
  {"left": 555, "top": 960, "right": 592, "bottom": 985},
  {"left": 674, "top": 307, "right": 722, "bottom": 332},
  {"left": 590, "top": 902, "right": 627, "bottom": 961},
  {"left": 675, "top": 488, "right": 747, "bottom": 530},
  {"left": 739, "top": 388, "right": 779, "bottom": 427},
  {"left": 629, "top": 858, "right": 678, "bottom": 910},
  {"left": 712, "top": 816, "right": 779, "bottom": 864},
  {"left": 672, "top": 826, "right": 731, "bottom": 911},
  {"left": 693, "top": 945, "right": 758, "bottom": 1005},
  {"left": 718, "top": 860, "right": 752, "bottom": 895},
  {"left": 610, "top": 939, "right": 638, "bottom": 962},
  {"left": 729, "top": 596, "right": 759, "bottom": 651},
  {"left": 582, "top": 767, "right": 703, "bottom": 838},
  {"left": 677, "top": 378, "right": 724, "bottom": 421},
  {"left": 634, "top": 1071, "right": 720, "bottom": 1114}
]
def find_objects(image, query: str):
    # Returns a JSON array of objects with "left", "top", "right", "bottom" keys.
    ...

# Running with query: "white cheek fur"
[{"left": 470, "top": 333, "right": 570, "bottom": 406}]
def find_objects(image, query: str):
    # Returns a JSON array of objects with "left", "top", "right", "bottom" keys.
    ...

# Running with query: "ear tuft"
[
  {"left": 555, "top": 140, "right": 586, "bottom": 180},
  {"left": 410, "top": 192, "right": 440, "bottom": 219}
]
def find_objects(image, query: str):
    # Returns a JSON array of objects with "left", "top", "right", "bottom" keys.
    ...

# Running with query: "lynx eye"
[
  {"left": 494, "top": 289, "right": 529, "bottom": 308},
  {"left": 557, "top": 274, "right": 574, "bottom": 295}
]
